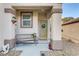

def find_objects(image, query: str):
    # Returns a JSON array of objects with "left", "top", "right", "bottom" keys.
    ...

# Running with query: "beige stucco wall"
[
  {"left": 62, "top": 23, "right": 79, "bottom": 43},
  {"left": 0, "top": 4, "right": 4, "bottom": 51},
  {"left": 38, "top": 13, "right": 47, "bottom": 20},
  {"left": 0, "top": 3, "right": 16, "bottom": 50},
  {"left": 2, "top": 4, "right": 15, "bottom": 40}
]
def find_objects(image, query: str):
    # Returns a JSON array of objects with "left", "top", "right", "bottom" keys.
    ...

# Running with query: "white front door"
[{"left": 39, "top": 20, "right": 48, "bottom": 40}]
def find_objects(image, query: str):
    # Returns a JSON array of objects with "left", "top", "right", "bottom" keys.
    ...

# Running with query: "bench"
[{"left": 16, "top": 33, "right": 38, "bottom": 44}]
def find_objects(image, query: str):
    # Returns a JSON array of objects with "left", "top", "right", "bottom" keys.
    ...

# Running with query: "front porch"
[
  {"left": 13, "top": 3, "right": 62, "bottom": 50},
  {"left": 0, "top": 3, "right": 62, "bottom": 55}
]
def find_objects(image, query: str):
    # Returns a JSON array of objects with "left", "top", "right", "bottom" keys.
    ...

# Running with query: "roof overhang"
[
  {"left": 12, "top": 3, "right": 52, "bottom": 10},
  {"left": 12, "top": 3, "right": 52, "bottom": 14}
]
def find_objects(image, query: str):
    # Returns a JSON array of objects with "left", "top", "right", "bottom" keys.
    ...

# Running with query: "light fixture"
[{"left": 11, "top": 16, "right": 17, "bottom": 24}]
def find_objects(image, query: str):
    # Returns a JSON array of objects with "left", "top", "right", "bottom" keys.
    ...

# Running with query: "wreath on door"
[{"left": 41, "top": 24, "right": 46, "bottom": 28}]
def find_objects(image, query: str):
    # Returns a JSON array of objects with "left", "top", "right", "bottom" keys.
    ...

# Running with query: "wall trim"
[
  {"left": 52, "top": 40, "right": 63, "bottom": 50},
  {"left": 62, "top": 21, "right": 79, "bottom": 26},
  {"left": 4, "top": 8, "right": 16, "bottom": 15},
  {"left": 53, "top": 8, "right": 62, "bottom": 13},
  {"left": 4, "top": 39, "right": 16, "bottom": 49}
]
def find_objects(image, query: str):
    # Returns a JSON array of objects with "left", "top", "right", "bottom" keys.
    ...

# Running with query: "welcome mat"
[
  {"left": 40, "top": 50, "right": 64, "bottom": 56},
  {"left": 0, "top": 50, "right": 22, "bottom": 56}
]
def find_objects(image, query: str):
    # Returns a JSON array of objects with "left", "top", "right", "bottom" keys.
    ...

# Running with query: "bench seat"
[{"left": 16, "top": 34, "right": 37, "bottom": 44}]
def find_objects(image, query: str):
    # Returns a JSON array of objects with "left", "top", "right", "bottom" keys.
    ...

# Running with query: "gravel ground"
[
  {"left": 0, "top": 50, "right": 22, "bottom": 56},
  {"left": 40, "top": 39, "right": 79, "bottom": 56}
]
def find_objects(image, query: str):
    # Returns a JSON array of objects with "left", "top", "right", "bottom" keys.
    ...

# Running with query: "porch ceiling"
[
  {"left": 13, "top": 6, "right": 52, "bottom": 14},
  {"left": 12, "top": 3, "right": 52, "bottom": 17},
  {"left": 12, "top": 3, "right": 52, "bottom": 12},
  {"left": 12, "top": 3, "right": 53, "bottom": 8}
]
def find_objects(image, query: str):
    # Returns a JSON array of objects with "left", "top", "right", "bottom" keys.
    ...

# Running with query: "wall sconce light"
[{"left": 11, "top": 16, "right": 17, "bottom": 24}]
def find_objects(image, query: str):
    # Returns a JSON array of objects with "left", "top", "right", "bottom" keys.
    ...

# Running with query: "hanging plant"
[{"left": 32, "top": 33, "right": 36, "bottom": 38}]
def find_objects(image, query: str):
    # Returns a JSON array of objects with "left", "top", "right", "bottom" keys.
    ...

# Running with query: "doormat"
[{"left": 40, "top": 50, "right": 64, "bottom": 56}]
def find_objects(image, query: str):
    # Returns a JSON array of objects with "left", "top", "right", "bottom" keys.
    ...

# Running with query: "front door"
[{"left": 39, "top": 20, "right": 47, "bottom": 40}]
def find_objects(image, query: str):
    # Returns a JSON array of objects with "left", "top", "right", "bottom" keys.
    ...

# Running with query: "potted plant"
[
  {"left": 32, "top": 33, "right": 38, "bottom": 44},
  {"left": 32, "top": 33, "right": 36, "bottom": 39}
]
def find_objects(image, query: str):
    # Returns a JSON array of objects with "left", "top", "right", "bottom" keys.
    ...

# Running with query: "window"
[{"left": 21, "top": 12, "right": 33, "bottom": 28}]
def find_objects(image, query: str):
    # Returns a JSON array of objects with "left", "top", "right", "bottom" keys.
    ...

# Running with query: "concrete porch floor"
[
  {"left": 13, "top": 39, "right": 79, "bottom": 56},
  {"left": 13, "top": 40, "right": 49, "bottom": 56}
]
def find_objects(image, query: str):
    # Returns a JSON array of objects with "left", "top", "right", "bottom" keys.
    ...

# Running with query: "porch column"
[
  {"left": 51, "top": 3, "right": 62, "bottom": 50},
  {"left": 3, "top": 4, "right": 16, "bottom": 49}
]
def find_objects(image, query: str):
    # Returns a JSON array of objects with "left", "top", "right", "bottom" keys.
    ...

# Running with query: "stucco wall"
[
  {"left": 38, "top": 13, "right": 47, "bottom": 20},
  {"left": 0, "top": 3, "right": 16, "bottom": 50},
  {"left": 51, "top": 13, "right": 62, "bottom": 40},
  {"left": 62, "top": 23, "right": 79, "bottom": 43},
  {"left": 3, "top": 13, "right": 15, "bottom": 39},
  {"left": 2, "top": 4, "right": 15, "bottom": 40},
  {"left": 0, "top": 3, "right": 16, "bottom": 40},
  {"left": 0, "top": 4, "right": 4, "bottom": 51},
  {"left": 16, "top": 10, "right": 39, "bottom": 37}
]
